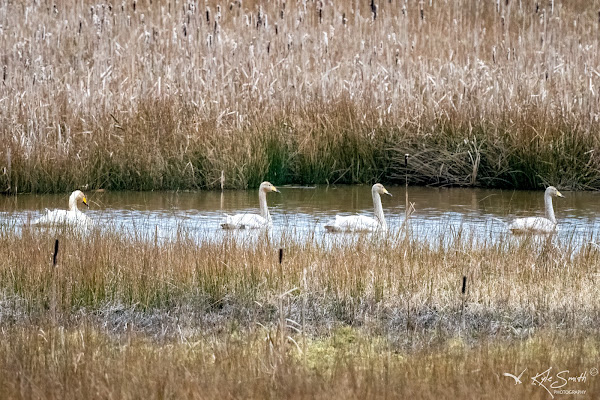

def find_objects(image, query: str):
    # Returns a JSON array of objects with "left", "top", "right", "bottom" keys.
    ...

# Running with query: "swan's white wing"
[
  {"left": 221, "top": 213, "right": 269, "bottom": 229},
  {"left": 32, "top": 208, "right": 53, "bottom": 225},
  {"left": 509, "top": 217, "right": 556, "bottom": 234},
  {"left": 324, "top": 215, "right": 379, "bottom": 232},
  {"left": 33, "top": 209, "right": 92, "bottom": 227},
  {"left": 33, "top": 210, "right": 74, "bottom": 224}
]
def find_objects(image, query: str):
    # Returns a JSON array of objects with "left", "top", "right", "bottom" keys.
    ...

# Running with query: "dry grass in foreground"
[
  {"left": 0, "top": 225, "right": 598, "bottom": 397},
  {"left": 0, "top": 326, "right": 598, "bottom": 399},
  {"left": 1, "top": 1, "right": 600, "bottom": 192}
]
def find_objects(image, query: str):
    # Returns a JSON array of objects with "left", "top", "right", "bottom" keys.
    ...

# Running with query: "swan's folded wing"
[
  {"left": 221, "top": 213, "right": 268, "bottom": 229},
  {"left": 346, "top": 215, "right": 379, "bottom": 231},
  {"left": 33, "top": 209, "right": 68, "bottom": 225},
  {"left": 325, "top": 215, "right": 379, "bottom": 232},
  {"left": 33, "top": 210, "right": 91, "bottom": 226},
  {"left": 509, "top": 217, "right": 556, "bottom": 233},
  {"left": 221, "top": 213, "right": 241, "bottom": 229}
]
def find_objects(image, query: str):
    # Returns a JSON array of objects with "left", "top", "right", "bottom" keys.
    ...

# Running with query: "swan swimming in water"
[
  {"left": 32, "top": 190, "right": 91, "bottom": 226},
  {"left": 324, "top": 183, "right": 392, "bottom": 232},
  {"left": 509, "top": 186, "right": 564, "bottom": 234},
  {"left": 221, "top": 181, "right": 280, "bottom": 229}
]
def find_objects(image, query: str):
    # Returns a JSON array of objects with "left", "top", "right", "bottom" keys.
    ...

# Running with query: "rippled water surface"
[{"left": 2, "top": 186, "right": 600, "bottom": 246}]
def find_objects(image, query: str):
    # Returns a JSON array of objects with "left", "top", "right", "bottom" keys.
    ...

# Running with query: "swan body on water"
[
  {"left": 509, "top": 186, "right": 564, "bottom": 234},
  {"left": 32, "top": 190, "right": 91, "bottom": 226},
  {"left": 221, "top": 181, "right": 280, "bottom": 229},
  {"left": 324, "top": 183, "right": 392, "bottom": 232}
]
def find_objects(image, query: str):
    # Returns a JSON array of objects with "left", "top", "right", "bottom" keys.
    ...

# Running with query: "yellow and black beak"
[
  {"left": 383, "top": 189, "right": 392, "bottom": 197},
  {"left": 556, "top": 191, "right": 564, "bottom": 198},
  {"left": 83, "top": 196, "right": 89, "bottom": 207},
  {"left": 272, "top": 186, "right": 280, "bottom": 193}
]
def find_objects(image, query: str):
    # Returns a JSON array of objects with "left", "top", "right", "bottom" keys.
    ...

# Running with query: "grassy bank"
[
  {"left": 0, "top": 226, "right": 598, "bottom": 397},
  {"left": 1, "top": 1, "right": 600, "bottom": 193},
  {"left": 2, "top": 226, "right": 599, "bottom": 335}
]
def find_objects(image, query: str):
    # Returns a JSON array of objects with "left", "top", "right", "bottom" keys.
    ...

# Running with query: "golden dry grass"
[
  {"left": 1, "top": 0, "right": 600, "bottom": 396},
  {"left": 0, "top": 325, "right": 598, "bottom": 399},
  {"left": 0, "top": 223, "right": 598, "bottom": 398}
]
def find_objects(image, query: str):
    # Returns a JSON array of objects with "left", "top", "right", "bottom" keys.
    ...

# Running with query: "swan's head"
[
  {"left": 546, "top": 186, "right": 564, "bottom": 198},
  {"left": 372, "top": 183, "right": 392, "bottom": 197},
  {"left": 78, "top": 191, "right": 88, "bottom": 207},
  {"left": 68, "top": 190, "right": 88, "bottom": 211},
  {"left": 260, "top": 181, "right": 280, "bottom": 193},
  {"left": 71, "top": 190, "right": 89, "bottom": 207}
]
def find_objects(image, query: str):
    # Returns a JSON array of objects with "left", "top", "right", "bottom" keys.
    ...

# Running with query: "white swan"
[
  {"left": 221, "top": 181, "right": 280, "bottom": 229},
  {"left": 509, "top": 186, "right": 564, "bottom": 234},
  {"left": 32, "top": 190, "right": 91, "bottom": 226},
  {"left": 324, "top": 183, "right": 392, "bottom": 232}
]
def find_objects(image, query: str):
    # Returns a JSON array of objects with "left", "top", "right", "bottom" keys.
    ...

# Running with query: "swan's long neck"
[
  {"left": 544, "top": 191, "right": 556, "bottom": 224},
  {"left": 372, "top": 189, "right": 386, "bottom": 229},
  {"left": 68, "top": 192, "right": 79, "bottom": 212},
  {"left": 259, "top": 189, "right": 270, "bottom": 221}
]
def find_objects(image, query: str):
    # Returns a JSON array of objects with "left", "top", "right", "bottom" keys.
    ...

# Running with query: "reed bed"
[
  {"left": 0, "top": 224, "right": 598, "bottom": 397},
  {"left": 1, "top": 1, "right": 600, "bottom": 193}
]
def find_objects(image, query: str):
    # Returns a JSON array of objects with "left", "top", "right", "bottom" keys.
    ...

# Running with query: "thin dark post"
[
  {"left": 279, "top": 248, "right": 283, "bottom": 264},
  {"left": 53, "top": 239, "right": 59, "bottom": 267},
  {"left": 371, "top": 0, "right": 377, "bottom": 20},
  {"left": 460, "top": 275, "right": 467, "bottom": 332},
  {"left": 51, "top": 239, "right": 60, "bottom": 325}
]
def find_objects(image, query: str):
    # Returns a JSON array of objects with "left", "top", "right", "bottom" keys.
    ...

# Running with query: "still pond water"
[{"left": 1, "top": 186, "right": 600, "bottom": 247}]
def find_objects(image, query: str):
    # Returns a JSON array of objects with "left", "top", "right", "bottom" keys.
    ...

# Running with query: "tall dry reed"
[{"left": 1, "top": 1, "right": 599, "bottom": 192}]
